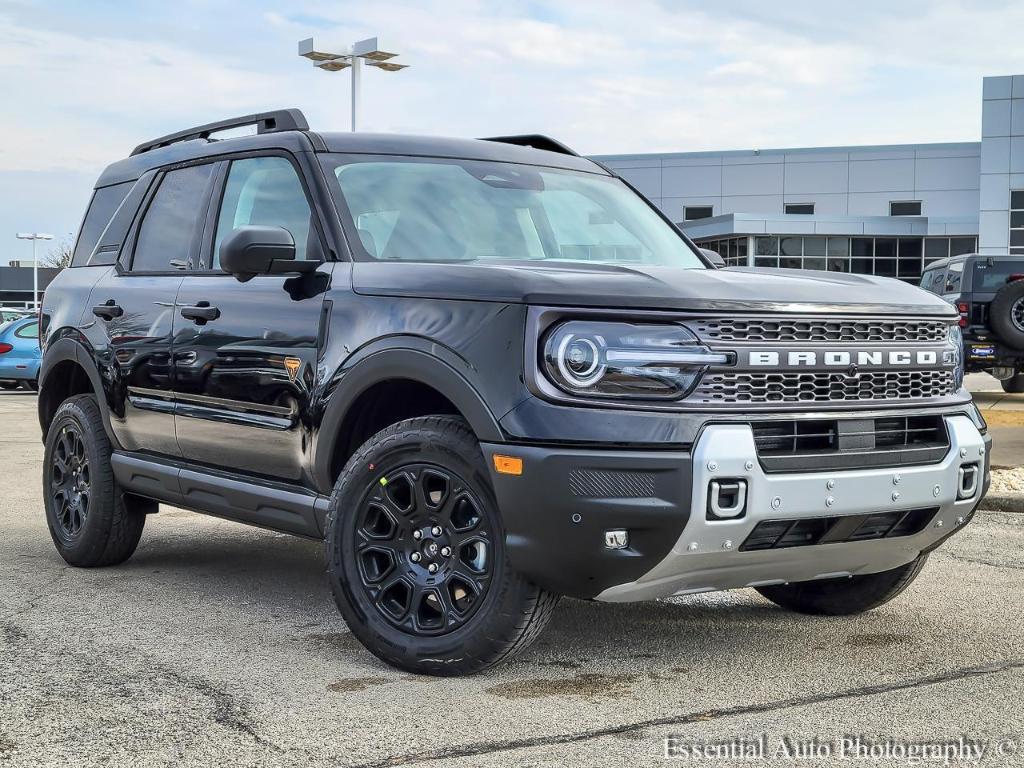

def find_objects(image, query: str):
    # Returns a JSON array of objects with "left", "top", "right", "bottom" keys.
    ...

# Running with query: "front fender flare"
[{"left": 311, "top": 342, "right": 505, "bottom": 492}]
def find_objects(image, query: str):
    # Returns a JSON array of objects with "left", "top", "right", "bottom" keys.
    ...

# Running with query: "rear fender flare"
[{"left": 38, "top": 336, "right": 120, "bottom": 448}]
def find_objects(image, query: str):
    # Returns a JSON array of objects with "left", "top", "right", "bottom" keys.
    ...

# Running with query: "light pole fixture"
[
  {"left": 15, "top": 232, "right": 53, "bottom": 310},
  {"left": 298, "top": 36, "right": 408, "bottom": 131}
]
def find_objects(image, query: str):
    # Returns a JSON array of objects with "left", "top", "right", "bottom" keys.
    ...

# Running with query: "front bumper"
[{"left": 484, "top": 415, "right": 990, "bottom": 601}]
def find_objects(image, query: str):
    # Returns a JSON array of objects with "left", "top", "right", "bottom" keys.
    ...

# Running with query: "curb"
[{"left": 978, "top": 494, "right": 1024, "bottom": 514}]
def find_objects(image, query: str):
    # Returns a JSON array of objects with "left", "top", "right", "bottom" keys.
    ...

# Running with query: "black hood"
[{"left": 352, "top": 261, "right": 956, "bottom": 317}]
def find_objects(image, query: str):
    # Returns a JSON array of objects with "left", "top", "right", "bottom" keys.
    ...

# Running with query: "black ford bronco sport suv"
[
  {"left": 920, "top": 253, "right": 1024, "bottom": 392},
  {"left": 39, "top": 109, "right": 990, "bottom": 675}
]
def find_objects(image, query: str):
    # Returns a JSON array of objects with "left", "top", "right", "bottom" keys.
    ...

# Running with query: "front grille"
[
  {"left": 740, "top": 508, "right": 938, "bottom": 551},
  {"left": 686, "top": 317, "right": 949, "bottom": 343},
  {"left": 751, "top": 415, "right": 949, "bottom": 471},
  {"left": 689, "top": 370, "right": 957, "bottom": 405}
]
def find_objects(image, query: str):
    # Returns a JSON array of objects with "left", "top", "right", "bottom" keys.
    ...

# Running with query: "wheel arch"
[
  {"left": 38, "top": 338, "right": 118, "bottom": 447},
  {"left": 312, "top": 344, "right": 505, "bottom": 492}
]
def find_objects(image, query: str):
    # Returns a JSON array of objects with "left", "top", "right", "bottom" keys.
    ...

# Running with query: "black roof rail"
[
  {"left": 130, "top": 109, "right": 309, "bottom": 156},
  {"left": 479, "top": 134, "right": 579, "bottom": 156}
]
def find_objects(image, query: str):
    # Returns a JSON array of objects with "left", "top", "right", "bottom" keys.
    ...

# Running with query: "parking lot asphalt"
[{"left": 1, "top": 389, "right": 1022, "bottom": 767}]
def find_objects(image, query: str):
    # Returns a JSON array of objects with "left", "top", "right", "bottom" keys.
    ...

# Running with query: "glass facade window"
[
  {"left": 1011, "top": 191, "right": 1024, "bottom": 255},
  {"left": 784, "top": 203, "right": 815, "bottom": 214},
  {"left": 890, "top": 200, "right": 922, "bottom": 216},
  {"left": 705, "top": 234, "right": 977, "bottom": 282},
  {"left": 684, "top": 205, "right": 714, "bottom": 220},
  {"left": 696, "top": 236, "right": 747, "bottom": 266}
]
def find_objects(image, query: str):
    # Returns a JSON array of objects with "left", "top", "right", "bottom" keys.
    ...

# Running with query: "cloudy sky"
[{"left": 3, "top": 0, "right": 1024, "bottom": 257}]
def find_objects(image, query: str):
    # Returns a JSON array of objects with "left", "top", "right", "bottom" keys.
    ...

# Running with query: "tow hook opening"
[
  {"left": 958, "top": 464, "right": 979, "bottom": 500},
  {"left": 708, "top": 479, "right": 747, "bottom": 520}
]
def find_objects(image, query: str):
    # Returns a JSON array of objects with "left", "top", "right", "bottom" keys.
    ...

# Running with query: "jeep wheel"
[
  {"left": 755, "top": 555, "right": 928, "bottom": 615},
  {"left": 988, "top": 279, "right": 1024, "bottom": 350},
  {"left": 43, "top": 394, "right": 150, "bottom": 567},
  {"left": 325, "top": 415, "right": 559, "bottom": 676},
  {"left": 1001, "top": 373, "right": 1024, "bottom": 393}
]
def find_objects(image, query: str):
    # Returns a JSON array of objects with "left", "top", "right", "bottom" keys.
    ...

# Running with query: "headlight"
[
  {"left": 542, "top": 321, "right": 729, "bottom": 400},
  {"left": 948, "top": 323, "right": 964, "bottom": 390}
]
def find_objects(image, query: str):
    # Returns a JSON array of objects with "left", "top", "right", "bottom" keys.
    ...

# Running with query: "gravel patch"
[{"left": 988, "top": 467, "right": 1024, "bottom": 495}]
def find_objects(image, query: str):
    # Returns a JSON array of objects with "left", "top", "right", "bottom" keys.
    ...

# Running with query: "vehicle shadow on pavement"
[{"left": 108, "top": 517, "right": 792, "bottom": 671}]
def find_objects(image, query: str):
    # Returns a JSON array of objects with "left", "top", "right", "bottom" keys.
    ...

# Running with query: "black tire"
[
  {"left": 988, "top": 279, "right": 1024, "bottom": 350},
  {"left": 325, "top": 415, "right": 559, "bottom": 676},
  {"left": 0, "top": 381, "right": 18, "bottom": 390},
  {"left": 1001, "top": 373, "right": 1024, "bottom": 393},
  {"left": 755, "top": 555, "right": 928, "bottom": 616},
  {"left": 43, "top": 394, "right": 150, "bottom": 567}
]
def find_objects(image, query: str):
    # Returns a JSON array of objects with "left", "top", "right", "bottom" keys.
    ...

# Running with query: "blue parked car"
[{"left": 0, "top": 316, "right": 40, "bottom": 390}]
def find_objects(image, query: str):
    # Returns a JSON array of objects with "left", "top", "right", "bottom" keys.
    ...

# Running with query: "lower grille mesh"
[
  {"left": 741, "top": 508, "right": 938, "bottom": 551},
  {"left": 690, "top": 370, "right": 956, "bottom": 404}
]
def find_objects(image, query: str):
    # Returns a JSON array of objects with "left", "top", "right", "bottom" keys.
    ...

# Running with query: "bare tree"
[{"left": 41, "top": 237, "right": 74, "bottom": 270}]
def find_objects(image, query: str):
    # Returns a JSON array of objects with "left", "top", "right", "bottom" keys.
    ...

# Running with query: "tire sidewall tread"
[{"left": 43, "top": 394, "right": 145, "bottom": 567}]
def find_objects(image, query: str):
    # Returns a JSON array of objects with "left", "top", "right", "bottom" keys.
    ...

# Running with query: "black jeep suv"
[
  {"left": 39, "top": 110, "right": 990, "bottom": 675},
  {"left": 920, "top": 253, "right": 1024, "bottom": 392}
]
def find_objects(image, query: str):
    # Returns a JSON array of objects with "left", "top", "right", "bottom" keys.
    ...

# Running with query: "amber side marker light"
[{"left": 493, "top": 454, "right": 523, "bottom": 476}]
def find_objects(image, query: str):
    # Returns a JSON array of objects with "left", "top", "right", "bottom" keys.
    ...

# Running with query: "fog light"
[{"left": 604, "top": 529, "right": 629, "bottom": 549}]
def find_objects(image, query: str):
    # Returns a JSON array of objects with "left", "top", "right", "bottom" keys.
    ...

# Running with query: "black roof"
[{"left": 96, "top": 110, "right": 604, "bottom": 188}]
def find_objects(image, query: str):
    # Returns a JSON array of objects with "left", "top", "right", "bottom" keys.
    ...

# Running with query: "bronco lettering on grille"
[{"left": 746, "top": 350, "right": 949, "bottom": 368}]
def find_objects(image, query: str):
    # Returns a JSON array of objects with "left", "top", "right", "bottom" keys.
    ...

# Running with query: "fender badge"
[{"left": 284, "top": 357, "right": 301, "bottom": 381}]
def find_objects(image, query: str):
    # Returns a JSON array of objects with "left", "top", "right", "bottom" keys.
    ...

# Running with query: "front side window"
[
  {"left": 132, "top": 164, "right": 214, "bottom": 272},
  {"left": 213, "top": 156, "right": 314, "bottom": 269},
  {"left": 321, "top": 156, "right": 705, "bottom": 269}
]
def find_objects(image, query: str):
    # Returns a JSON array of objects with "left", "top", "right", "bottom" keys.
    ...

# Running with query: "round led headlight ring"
[{"left": 556, "top": 334, "right": 606, "bottom": 387}]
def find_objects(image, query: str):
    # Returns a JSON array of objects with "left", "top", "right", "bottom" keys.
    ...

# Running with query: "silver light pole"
[
  {"left": 15, "top": 233, "right": 53, "bottom": 310},
  {"left": 298, "top": 37, "right": 408, "bottom": 131}
]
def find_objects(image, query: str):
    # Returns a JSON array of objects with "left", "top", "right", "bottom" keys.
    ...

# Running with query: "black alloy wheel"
[
  {"left": 326, "top": 415, "right": 559, "bottom": 676},
  {"left": 43, "top": 394, "right": 150, "bottom": 567},
  {"left": 49, "top": 422, "right": 91, "bottom": 545},
  {"left": 354, "top": 463, "right": 494, "bottom": 635}
]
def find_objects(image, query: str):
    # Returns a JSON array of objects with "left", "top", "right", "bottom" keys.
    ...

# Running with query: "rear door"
[
  {"left": 172, "top": 153, "right": 331, "bottom": 481},
  {"left": 84, "top": 161, "right": 218, "bottom": 457}
]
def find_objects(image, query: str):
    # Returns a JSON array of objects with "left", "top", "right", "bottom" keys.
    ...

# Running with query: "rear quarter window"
[
  {"left": 71, "top": 181, "right": 134, "bottom": 267},
  {"left": 14, "top": 321, "right": 38, "bottom": 339}
]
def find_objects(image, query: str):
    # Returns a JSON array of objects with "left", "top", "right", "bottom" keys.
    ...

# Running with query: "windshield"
[{"left": 320, "top": 155, "right": 706, "bottom": 268}]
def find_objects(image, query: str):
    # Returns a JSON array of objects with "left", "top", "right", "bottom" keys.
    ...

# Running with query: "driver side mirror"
[
  {"left": 700, "top": 248, "right": 726, "bottom": 268},
  {"left": 220, "top": 225, "right": 305, "bottom": 282}
]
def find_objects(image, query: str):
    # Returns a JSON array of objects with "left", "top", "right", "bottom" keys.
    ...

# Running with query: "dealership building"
[{"left": 594, "top": 74, "right": 1024, "bottom": 282}]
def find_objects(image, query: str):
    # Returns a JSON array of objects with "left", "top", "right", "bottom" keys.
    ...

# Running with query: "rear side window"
[
  {"left": 919, "top": 267, "right": 945, "bottom": 294},
  {"left": 14, "top": 321, "right": 38, "bottom": 339},
  {"left": 71, "top": 182, "right": 134, "bottom": 267},
  {"left": 132, "top": 164, "right": 214, "bottom": 272},
  {"left": 944, "top": 261, "right": 965, "bottom": 293}
]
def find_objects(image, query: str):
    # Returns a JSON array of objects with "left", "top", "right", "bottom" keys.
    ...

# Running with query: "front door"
[
  {"left": 84, "top": 162, "right": 217, "bottom": 457},
  {"left": 172, "top": 155, "right": 331, "bottom": 482}
]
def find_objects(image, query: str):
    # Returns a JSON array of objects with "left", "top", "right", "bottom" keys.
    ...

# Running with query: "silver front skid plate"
[{"left": 596, "top": 415, "right": 985, "bottom": 602}]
